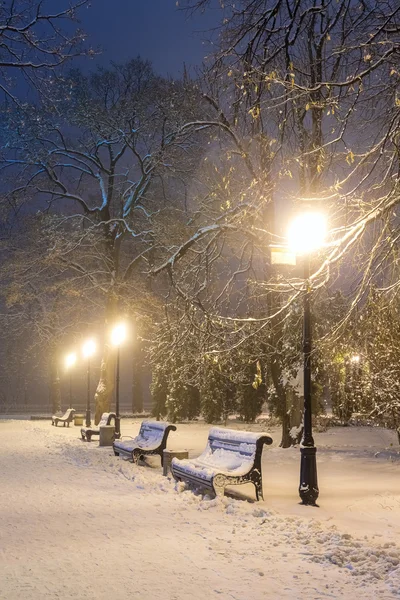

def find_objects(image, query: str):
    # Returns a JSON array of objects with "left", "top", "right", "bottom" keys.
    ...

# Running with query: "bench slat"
[
  {"left": 81, "top": 412, "right": 116, "bottom": 442},
  {"left": 113, "top": 421, "right": 177, "bottom": 466},
  {"left": 51, "top": 408, "right": 75, "bottom": 427},
  {"left": 171, "top": 427, "right": 273, "bottom": 501}
]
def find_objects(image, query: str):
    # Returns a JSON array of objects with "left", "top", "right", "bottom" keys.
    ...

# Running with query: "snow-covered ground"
[{"left": 1, "top": 419, "right": 400, "bottom": 599}]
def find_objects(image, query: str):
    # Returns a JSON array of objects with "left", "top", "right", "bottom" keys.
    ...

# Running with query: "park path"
[{"left": 0, "top": 420, "right": 399, "bottom": 599}]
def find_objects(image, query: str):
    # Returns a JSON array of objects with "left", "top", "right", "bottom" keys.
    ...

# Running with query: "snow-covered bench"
[
  {"left": 51, "top": 408, "right": 75, "bottom": 427},
  {"left": 113, "top": 421, "right": 177, "bottom": 466},
  {"left": 81, "top": 412, "right": 117, "bottom": 442},
  {"left": 170, "top": 427, "right": 273, "bottom": 501}
]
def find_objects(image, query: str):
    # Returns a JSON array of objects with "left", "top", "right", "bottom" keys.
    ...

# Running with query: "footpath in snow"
[{"left": 1, "top": 419, "right": 400, "bottom": 600}]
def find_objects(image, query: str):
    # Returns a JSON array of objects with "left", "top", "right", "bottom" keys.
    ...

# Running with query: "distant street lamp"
[
  {"left": 288, "top": 212, "right": 327, "bottom": 506},
  {"left": 111, "top": 322, "right": 127, "bottom": 438},
  {"left": 82, "top": 339, "right": 96, "bottom": 427},
  {"left": 65, "top": 352, "right": 77, "bottom": 409}
]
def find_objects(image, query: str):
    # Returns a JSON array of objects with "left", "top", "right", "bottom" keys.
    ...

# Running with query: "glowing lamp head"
[
  {"left": 82, "top": 339, "right": 96, "bottom": 359},
  {"left": 65, "top": 352, "right": 76, "bottom": 370},
  {"left": 287, "top": 212, "right": 327, "bottom": 254},
  {"left": 111, "top": 323, "right": 127, "bottom": 347},
  {"left": 351, "top": 354, "right": 360, "bottom": 363}
]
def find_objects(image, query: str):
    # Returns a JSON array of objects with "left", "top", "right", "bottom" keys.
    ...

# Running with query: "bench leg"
[
  {"left": 254, "top": 483, "right": 263, "bottom": 501},
  {"left": 213, "top": 474, "right": 227, "bottom": 498},
  {"left": 253, "top": 474, "right": 264, "bottom": 501},
  {"left": 132, "top": 450, "right": 143, "bottom": 464}
]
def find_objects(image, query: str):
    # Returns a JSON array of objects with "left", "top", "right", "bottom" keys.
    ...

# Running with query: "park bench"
[
  {"left": 113, "top": 421, "right": 177, "bottom": 466},
  {"left": 170, "top": 427, "right": 273, "bottom": 501},
  {"left": 80, "top": 412, "right": 117, "bottom": 442},
  {"left": 51, "top": 408, "right": 75, "bottom": 427}
]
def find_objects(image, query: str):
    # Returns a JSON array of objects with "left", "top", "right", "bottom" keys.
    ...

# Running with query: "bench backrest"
[
  {"left": 137, "top": 420, "right": 175, "bottom": 445},
  {"left": 98, "top": 412, "right": 116, "bottom": 427},
  {"left": 201, "top": 427, "right": 273, "bottom": 470},
  {"left": 61, "top": 408, "right": 75, "bottom": 421}
]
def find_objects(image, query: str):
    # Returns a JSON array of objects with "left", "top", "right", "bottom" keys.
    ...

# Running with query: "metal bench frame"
[
  {"left": 171, "top": 427, "right": 273, "bottom": 501},
  {"left": 113, "top": 421, "right": 177, "bottom": 466},
  {"left": 81, "top": 412, "right": 117, "bottom": 442},
  {"left": 51, "top": 408, "right": 75, "bottom": 427}
]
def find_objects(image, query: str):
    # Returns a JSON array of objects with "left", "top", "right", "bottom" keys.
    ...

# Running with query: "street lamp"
[
  {"left": 64, "top": 352, "right": 77, "bottom": 409},
  {"left": 82, "top": 339, "right": 96, "bottom": 427},
  {"left": 110, "top": 322, "right": 127, "bottom": 438},
  {"left": 288, "top": 211, "right": 327, "bottom": 506}
]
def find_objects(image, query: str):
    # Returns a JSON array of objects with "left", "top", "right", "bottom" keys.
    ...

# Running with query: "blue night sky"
[{"left": 79, "top": 1, "right": 219, "bottom": 76}]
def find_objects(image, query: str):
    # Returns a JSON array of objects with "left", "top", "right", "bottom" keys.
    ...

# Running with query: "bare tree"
[
  {"left": 0, "top": 212, "right": 98, "bottom": 412},
  {"left": 0, "top": 58, "right": 206, "bottom": 421},
  {"left": 148, "top": 0, "right": 400, "bottom": 437},
  {"left": 178, "top": 0, "right": 400, "bottom": 292},
  {"left": 0, "top": 0, "right": 91, "bottom": 104}
]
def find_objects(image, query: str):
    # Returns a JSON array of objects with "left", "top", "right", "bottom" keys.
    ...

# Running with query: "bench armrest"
[{"left": 260, "top": 435, "right": 273, "bottom": 446}]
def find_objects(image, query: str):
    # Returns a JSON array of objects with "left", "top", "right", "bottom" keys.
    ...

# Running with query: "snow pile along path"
[{"left": 0, "top": 420, "right": 400, "bottom": 599}]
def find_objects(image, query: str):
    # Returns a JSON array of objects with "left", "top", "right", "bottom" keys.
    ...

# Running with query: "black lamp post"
[
  {"left": 69, "top": 371, "right": 73, "bottom": 409},
  {"left": 299, "top": 255, "right": 319, "bottom": 506},
  {"left": 115, "top": 345, "right": 121, "bottom": 438},
  {"left": 86, "top": 356, "right": 91, "bottom": 427},
  {"left": 287, "top": 211, "right": 327, "bottom": 507},
  {"left": 65, "top": 352, "right": 77, "bottom": 410}
]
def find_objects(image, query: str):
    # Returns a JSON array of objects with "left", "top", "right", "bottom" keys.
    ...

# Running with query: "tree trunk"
[
  {"left": 132, "top": 329, "right": 144, "bottom": 413},
  {"left": 280, "top": 394, "right": 292, "bottom": 448},
  {"left": 93, "top": 269, "right": 119, "bottom": 423},
  {"left": 269, "top": 353, "right": 292, "bottom": 448},
  {"left": 132, "top": 363, "right": 144, "bottom": 413},
  {"left": 289, "top": 388, "right": 303, "bottom": 445},
  {"left": 94, "top": 344, "right": 115, "bottom": 424},
  {"left": 268, "top": 289, "right": 299, "bottom": 448}
]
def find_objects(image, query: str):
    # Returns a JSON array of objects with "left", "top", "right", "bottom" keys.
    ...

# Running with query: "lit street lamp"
[
  {"left": 82, "top": 339, "right": 96, "bottom": 427},
  {"left": 288, "top": 212, "right": 327, "bottom": 506},
  {"left": 111, "top": 322, "right": 127, "bottom": 438},
  {"left": 65, "top": 352, "right": 77, "bottom": 409}
]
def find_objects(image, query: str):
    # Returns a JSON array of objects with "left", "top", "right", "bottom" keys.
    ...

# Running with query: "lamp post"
[
  {"left": 111, "top": 323, "right": 127, "bottom": 438},
  {"left": 288, "top": 212, "right": 327, "bottom": 506},
  {"left": 65, "top": 352, "right": 77, "bottom": 409},
  {"left": 82, "top": 339, "right": 96, "bottom": 427}
]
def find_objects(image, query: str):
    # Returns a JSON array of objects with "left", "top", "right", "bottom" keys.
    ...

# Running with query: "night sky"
[{"left": 79, "top": 1, "right": 218, "bottom": 76}]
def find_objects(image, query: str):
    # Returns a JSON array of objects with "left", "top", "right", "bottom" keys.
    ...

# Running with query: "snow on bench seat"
[
  {"left": 51, "top": 408, "right": 75, "bottom": 427},
  {"left": 81, "top": 412, "right": 116, "bottom": 442},
  {"left": 171, "top": 427, "right": 273, "bottom": 501},
  {"left": 113, "top": 421, "right": 177, "bottom": 466}
]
